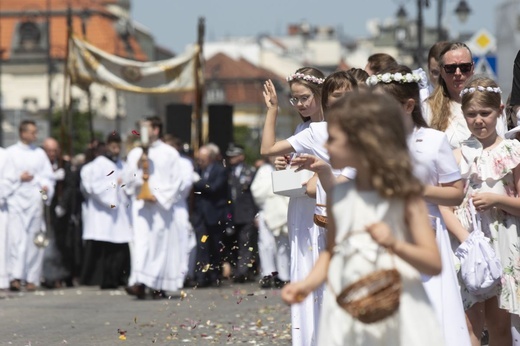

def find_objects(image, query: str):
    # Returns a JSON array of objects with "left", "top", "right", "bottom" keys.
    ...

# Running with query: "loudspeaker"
[
  {"left": 208, "top": 104, "right": 233, "bottom": 155},
  {"left": 165, "top": 103, "right": 192, "bottom": 145}
]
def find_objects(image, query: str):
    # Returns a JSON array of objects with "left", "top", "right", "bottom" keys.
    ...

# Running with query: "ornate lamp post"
[{"left": 398, "top": 0, "right": 472, "bottom": 68}]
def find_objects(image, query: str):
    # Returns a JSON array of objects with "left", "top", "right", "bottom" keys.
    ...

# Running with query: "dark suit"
[
  {"left": 512, "top": 50, "right": 520, "bottom": 106},
  {"left": 227, "top": 163, "right": 259, "bottom": 280},
  {"left": 191, "top": 162, "right": 230, "bottom": 285}
]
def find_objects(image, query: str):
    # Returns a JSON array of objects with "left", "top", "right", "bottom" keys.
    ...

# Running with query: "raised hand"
[{"left": 263, "top": 79, "right": 278, "bottom": 109}]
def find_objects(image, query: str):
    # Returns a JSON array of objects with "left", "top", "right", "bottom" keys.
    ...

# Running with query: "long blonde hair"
[
  {"left": 427, "top": 42, "right": 473, "bottom": 131},
  {"left": 327, "top": 92, "right": 423, "bottom": 199}
]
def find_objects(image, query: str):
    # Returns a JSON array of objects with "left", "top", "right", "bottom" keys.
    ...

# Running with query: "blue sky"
[{"left": 132, "top": 0, "right": 497, "bottom": 54}]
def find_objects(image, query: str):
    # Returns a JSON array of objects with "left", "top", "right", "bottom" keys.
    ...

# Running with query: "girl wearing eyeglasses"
[
  {"left": 261, "top": 67, "right": 325, "bottom": 346},
  {"left": 424, "top": 42, "right": 507, "bottom": 149}
]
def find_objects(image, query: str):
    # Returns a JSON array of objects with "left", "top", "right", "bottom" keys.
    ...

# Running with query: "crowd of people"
[
  {"left": 2, "top": 39, "right": 520, "bottom": 346},
  {"left": 272, "top": 42, "right": 520, "bottom": 346},
  {"left": 0, "top": 115, "right": 291, "bottom": 301}
]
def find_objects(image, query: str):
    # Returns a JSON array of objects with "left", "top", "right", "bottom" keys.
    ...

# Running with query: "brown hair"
[
  {"left": 321, "top": 70, "right": 358, "bottom": 109},
  {"left": 19, "top": 119, "right": 36, "bottom": 134},
  {"left": 347, "top": 68, "right": 369, "bottom": 89},
  {"left": 327, "top": 91, "right": 423, "bottom": 198},
  {"left": 461, "top": 76, "right": 502, "bottom": 113},
  {"left": 427, "top": 41, "right": 451, "bottom": 65},
  {"left": 146, "top": 115, "right": 163, "bottom": 138},
  {"left": 375, "top": 65, "right": 428, "bottom": 128},
  {"left": 428, "top": 42, "right": 473, "bottom": 131},
  {"left": 366, "top": 53, "right": 398, "bottom": 75}
]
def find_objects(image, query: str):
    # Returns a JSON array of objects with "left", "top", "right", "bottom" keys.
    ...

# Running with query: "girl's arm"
[
  {"left": 472, "top": 164, "right": 520, "bottom": 216},
  {"left": 292, "top": 154, "right": 336, "bottom": 192},
  {"left": 304, "top": 174, "right": 318, "bottom": 198},
  {"left": 366, "top": 195, "right": 441, "bottom": 275},
  {"left": 423, "top": 179, "right": 464, "bottom": 206},
  {"left": 260, "top": 80, "right": 295, "bottom": 156},
  {"left": 281, "top": 193, "right": 336, "bottom": 304},
  {"left": 439, "top": 205, "right": 469, "bottom": 243}
]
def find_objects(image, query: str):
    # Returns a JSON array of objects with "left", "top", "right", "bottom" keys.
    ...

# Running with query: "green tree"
[
  {"left": 233, "top": 125, "right": 260, "bottom": 166},
  {"left": 51, "top": 109, "right": 102, "bottom": 156}
]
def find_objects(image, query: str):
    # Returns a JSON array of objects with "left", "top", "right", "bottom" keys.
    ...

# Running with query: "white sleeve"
[
  {"left": 436, "top": 133, "right": 462, "bottom": 184},
  {"left": 287, "top": 127, "right": 314, "bottom": 154}
]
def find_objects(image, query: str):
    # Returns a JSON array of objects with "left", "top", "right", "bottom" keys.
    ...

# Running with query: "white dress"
[
  {"left": 285, "top": 121, "right": 322, "bottom": 346},
  {"left": 455, "top": 138, "right": 520, "bottom": 313},
  {"left": 408, "top": 127, "right": 471, "bottom": 346},
  {"left": 318, "top": 181, "right": 444, "bottom": 346}
]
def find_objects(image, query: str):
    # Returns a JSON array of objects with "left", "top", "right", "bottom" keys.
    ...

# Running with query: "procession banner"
[{"left": 68, "top": 35, "right": 200, "bottom": 94}]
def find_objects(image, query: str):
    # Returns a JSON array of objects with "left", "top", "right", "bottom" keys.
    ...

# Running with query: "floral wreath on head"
[
  {"left": 286, "top": 72, "right": 325, "bottom": 85},
  {"left": 460, "top": 86, "right": 502, "bottom": 98},
  {"left": 366, "top": 72, "right": 423, "bottom": 87}
]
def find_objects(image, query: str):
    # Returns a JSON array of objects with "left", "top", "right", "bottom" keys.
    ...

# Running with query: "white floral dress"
[{"left": 454, "top": 137, "right": 520, "bottom": 313}]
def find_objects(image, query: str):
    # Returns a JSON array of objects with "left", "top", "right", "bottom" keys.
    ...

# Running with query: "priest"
[
  {"left": 124, "top": 116, "right": 185, "bottom": 299},
  {"left": 4, "top": 120, "right": 55, "bottom": 291},
  {"left": 80, "top": 132, "right": 132, "bottom": 289}
]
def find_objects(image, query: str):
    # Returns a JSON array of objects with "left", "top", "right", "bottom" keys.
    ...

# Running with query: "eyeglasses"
[
  {"left": 442, "top": 62, "right": 473, "bottom": 74},
  {"left": 289, "top": 93, "right": 313, "bottom": 106}
]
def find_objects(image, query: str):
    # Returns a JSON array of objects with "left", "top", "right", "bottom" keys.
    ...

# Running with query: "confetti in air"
[
  {"left": 132, "top": 130, "right": 140, "bottom": 136},
  {"left": 201, "top": 235, "right": 209, "bottom": 243}
]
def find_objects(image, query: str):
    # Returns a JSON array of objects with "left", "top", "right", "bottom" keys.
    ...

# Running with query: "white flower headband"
[
  {"left": 366, "top": 72, "right": 422, "bottom": 87},
  {"left": 286, "top": 72, "right": 325, "bottom": 85},
  {"left": 460, "top": 86, "right": 502, "bottom": 97}
]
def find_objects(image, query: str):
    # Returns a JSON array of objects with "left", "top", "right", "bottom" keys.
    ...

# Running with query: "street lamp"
[
  {"left": 454, "top": 0, "right": 471, "bottom": 23},
  {"left": 397, "top": 0, "right": 472, "bottom": 68}
]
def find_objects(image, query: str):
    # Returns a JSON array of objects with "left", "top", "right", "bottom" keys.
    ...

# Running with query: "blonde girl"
[{"left": 448, "top": 76, "right": 520, "bottom": 346}]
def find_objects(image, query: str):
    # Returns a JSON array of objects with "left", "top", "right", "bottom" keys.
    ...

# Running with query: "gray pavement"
[{"left": 0, "top": 281, "right": 292, "bottom": 346}]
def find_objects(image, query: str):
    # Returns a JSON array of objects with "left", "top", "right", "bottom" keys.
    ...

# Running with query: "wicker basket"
[
  {"left": 335, "top": 268, "right": 401, "bottom": 324},
  {"left": 313, "top": 214, "right": 328, "bottom": 228}
]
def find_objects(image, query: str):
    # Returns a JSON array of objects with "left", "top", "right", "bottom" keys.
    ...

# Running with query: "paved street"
[{"left": 0, "top": 281, "right": 292, "bottom": 345}]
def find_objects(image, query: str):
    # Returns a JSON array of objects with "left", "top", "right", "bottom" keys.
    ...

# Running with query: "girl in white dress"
[
  {"left": 368, "top": 65, "right": 470, "bottom": 346},
  {"left": 445, "top": 76, "right": 519, "bottom": 346},
  {"left": 282, "top": 91, "right": 444, "bottom": 346},
  {"left": 261, "top": 67, "right": 325, "bottom": 346}
]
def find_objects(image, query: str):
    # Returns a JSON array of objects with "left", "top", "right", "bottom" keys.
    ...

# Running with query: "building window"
[{"left": 19, "top": 21, "right": 41, "bottom": 51}]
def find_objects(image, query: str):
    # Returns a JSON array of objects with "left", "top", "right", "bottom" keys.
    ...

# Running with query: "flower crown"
[
  {"left": 366, "top": 72, "right": 422, "bottom": 87},
  {"left": 460, "top": 86, "right": 502, "bottom": 97},
  {"left": 286, "top": 72, "right": 325, "bottom": 85}
]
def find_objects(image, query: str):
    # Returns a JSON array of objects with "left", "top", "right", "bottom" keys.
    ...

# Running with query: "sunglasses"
[{"left": 442, "top": 62, "right": 473, "bottom": 74}]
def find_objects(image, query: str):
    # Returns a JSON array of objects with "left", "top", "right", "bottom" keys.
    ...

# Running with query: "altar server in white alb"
[
  {"left": 124, "top": 116, "right": 185, "bottom": 299},
  {"left": 0, "top": 147, "right": 10, "bottom": 290},
  {"left": 4, "top": 120, "right": 55, "bottom": 291},
  {"left": 80, "top": 132, "right": 132, "bottom": 289}
]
